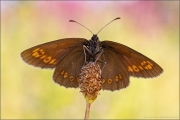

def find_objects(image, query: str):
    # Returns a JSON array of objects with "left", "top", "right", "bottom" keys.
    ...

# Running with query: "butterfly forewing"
[
  {"left": 21, "top": 38, "right": 88, "bottom": 68},
  {"left": 98, "top": 49, "right": 129, "bottom": 91},
  {"left": 101, "top": 41, "right": 163, "bottom": 78}
]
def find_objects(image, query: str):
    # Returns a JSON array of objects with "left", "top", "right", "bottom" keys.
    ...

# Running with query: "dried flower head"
[{"left": 79, "top": 62, "right": 102, "bottom": 103}]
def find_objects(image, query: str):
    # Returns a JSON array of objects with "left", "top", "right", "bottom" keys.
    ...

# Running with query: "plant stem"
[{"left": 84, "top": 102, "right": 91, "bottom": 120}]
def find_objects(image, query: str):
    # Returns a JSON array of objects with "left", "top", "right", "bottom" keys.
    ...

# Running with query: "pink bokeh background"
[{"left": 1, "top": 1, "right": 179, "bottom": 119}]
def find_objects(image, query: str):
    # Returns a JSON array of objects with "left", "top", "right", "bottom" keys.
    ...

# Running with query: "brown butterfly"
[{"left": 21, "top": 17, "right": 163, "bottom": 91}]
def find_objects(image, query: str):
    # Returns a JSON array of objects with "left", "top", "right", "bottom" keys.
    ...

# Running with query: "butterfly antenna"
[
  {"left": 69, "top": 20, "right": 94, "bottom": 35},
  {"left": 96, "top": 17, "right": 120, "bottom": 35}
]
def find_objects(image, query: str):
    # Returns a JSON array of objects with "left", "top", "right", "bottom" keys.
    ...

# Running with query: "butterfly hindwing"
[
  {"left": 98, "top": 49, "right": 130, "bottom": 91},
  {"left": 101, "top": 41, "right": 163, "bottom": 78},
  {"left": 53, "top": 45, "right": 86, "bottom": 88},
  {"left": 21, "top": 38, "right": 88, "bottom": 68}
]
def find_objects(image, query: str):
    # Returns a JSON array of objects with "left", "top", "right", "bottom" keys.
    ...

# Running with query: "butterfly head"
[
  {"left": 91, "top": 34, "right": 99, "bottom": 42},
  {"left": 90, "top": 34, "right": 101, "bottom": 51}
]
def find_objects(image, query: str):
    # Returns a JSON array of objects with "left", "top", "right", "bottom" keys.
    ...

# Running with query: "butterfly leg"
[
  {"left": 97, "top": 60, "right": 106, "bottom": 71},
  {"left": 83, "top": 45, "right": 91, "bottom": 63},
  {"left": 95, "top": 49, "right": 103, "bottom": 63},
  {"left": 95, "top": 49, "right": 106, "bottom": 70}
]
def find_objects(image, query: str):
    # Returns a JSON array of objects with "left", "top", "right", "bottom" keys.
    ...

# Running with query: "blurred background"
[{"left": 1, "top": 1, "right": 179, "bottom": 119}]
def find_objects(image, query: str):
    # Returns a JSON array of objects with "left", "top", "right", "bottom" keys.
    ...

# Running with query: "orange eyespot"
[
  {"left": 77, "top": 77, "right": 80, "bottom": 83},
  {"left": 147, "top": 61, "right": 153, "bottom": 66},
  {"left": 43, "top": 56, "right": 52, "bottom": 63},
  {"left": 64, "top": 72, "right": 68, "bottom": 78},
  {"left": 32, "top": 48, "right": 45, "bottom": 58},
  {"left": 108, "top": 79, "right": 112, "bottom": 84},
  {"left": 115, "top": 76, "right": 118, "bottom": 82},
  {"left": 40, "top": 55, "right": 47, "bottom": 59},
  {"left": 128, "top": 66, "right": 133, "bottom": 72},
  {"left": 32, "top": 48, "right": 40, "bottom": 52},
  {"left": 61, "top": 70, "right": 65, "bottom": 75},
  {"left": 141, "top": 61, "right": 153, "bottom": 69},
  {"left": 102, "top": 79, "right": 105, "bottom": 84},
  {"left": 49, "top": 59, "right": 56, "bottom": 64},
  {"left": 32, "top": 52, "right": 41, "bottom": 57},
  {"left": 138, "top": 65, "right": 144, "bottom": 70},
  {"left": 132, "top": 65, "right": 140, "bottom": 72},
  {"left": 69, "top": 76, "right": 74, "bottom": 82},
  {"left": 146, "top": 64, "right": 152, "bottom": 69},
  {"left": 119, "top": 74, "right": 122, "bottom": 79}
]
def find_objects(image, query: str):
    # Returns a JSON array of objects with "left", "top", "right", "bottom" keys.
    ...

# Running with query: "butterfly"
[{"left": 21, "top": 17, "right": 163, "bottom": 91}]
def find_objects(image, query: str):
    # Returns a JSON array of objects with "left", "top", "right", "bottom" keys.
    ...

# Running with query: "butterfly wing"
[
  {"left": 98, "top": 49, "right": 130, "bottom": 91},
  {"left": 53, "top": 45, "right": 87, "bottom": 88},
  {"left": 101, "top": 41, "right": 163, "bottom": 78},
  {"left": 21, "top": 38, "right": 88, "bottom": 68},
  {"left": 99, "top": 41, "right": 163, "bottom": 91}
]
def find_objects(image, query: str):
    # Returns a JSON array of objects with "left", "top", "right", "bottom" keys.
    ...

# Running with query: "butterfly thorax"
[{"left": 89, "top": 35, "right": 101, "bottom": 62}]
